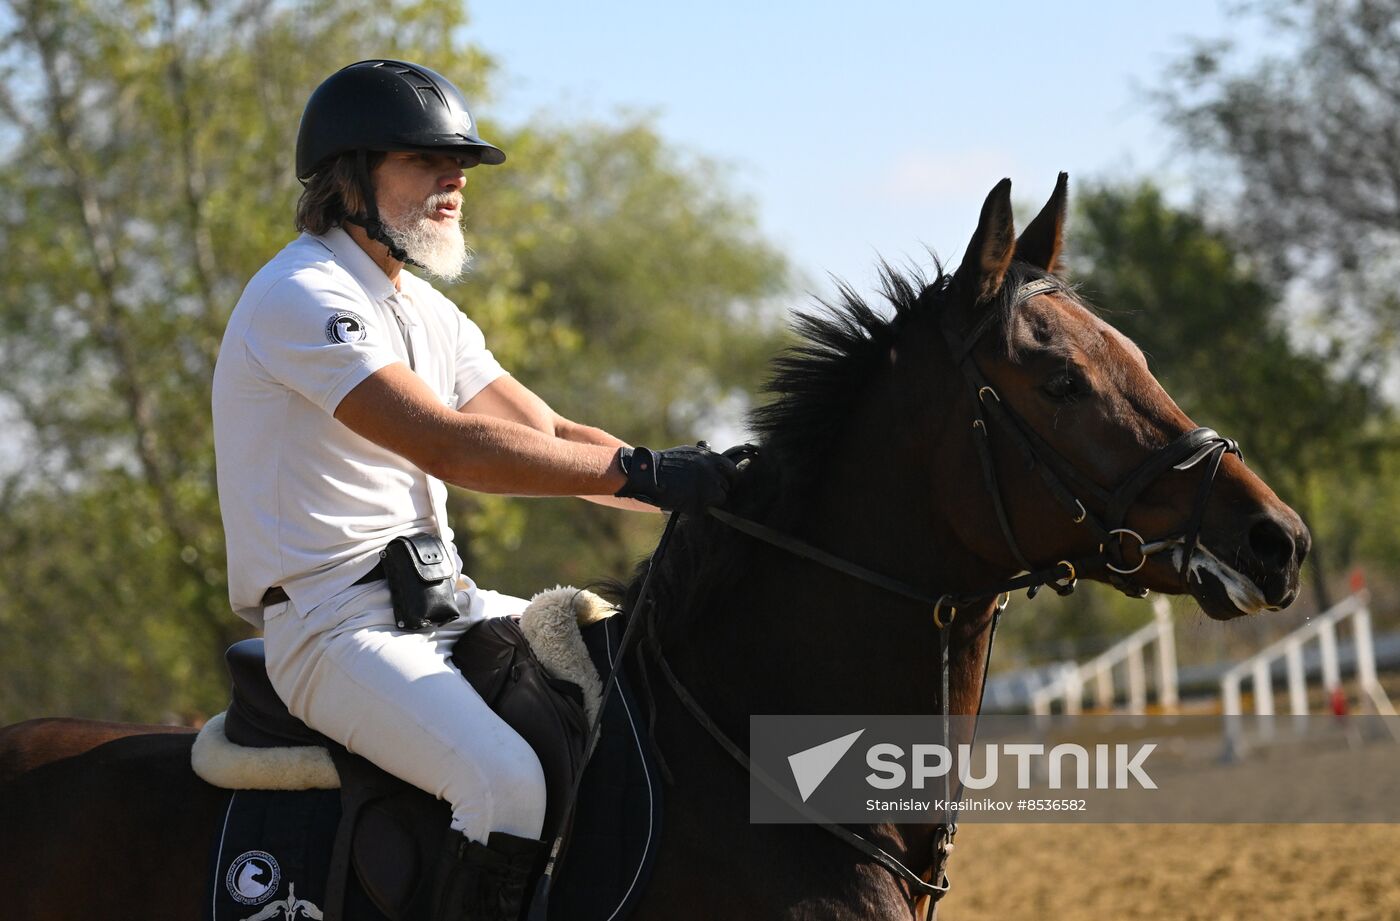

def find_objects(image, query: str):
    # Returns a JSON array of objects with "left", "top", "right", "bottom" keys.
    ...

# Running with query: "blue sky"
[{"left": 464, "top": 1, "right": 1269, "bottom": 302}]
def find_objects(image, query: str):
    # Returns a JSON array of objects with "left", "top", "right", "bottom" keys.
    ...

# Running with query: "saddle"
[{"left": 206, "top": 594, "right": 597, "bottom": 921}]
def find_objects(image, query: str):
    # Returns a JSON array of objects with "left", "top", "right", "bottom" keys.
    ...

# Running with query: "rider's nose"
[{"left": 1248, "top": 512, "right": 1299, "bottom": 574}]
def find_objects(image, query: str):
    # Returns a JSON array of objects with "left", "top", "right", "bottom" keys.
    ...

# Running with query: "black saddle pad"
[
  {"left": 207, "top": 789, "right": 349, "bottom": 921},
  {"left": 545, "top": 614, "right": 664, "bottom": 920},
  {"left": 207, "top": 615, "right": 662, "bottom": 921}
]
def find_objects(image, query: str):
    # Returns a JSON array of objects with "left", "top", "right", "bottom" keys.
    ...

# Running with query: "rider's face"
[
  {"left": 369, "top": 151, "right": 478, "bottom": 279},
  {"left": 372, "top": 151, "right": 471, "bottom": 222}
]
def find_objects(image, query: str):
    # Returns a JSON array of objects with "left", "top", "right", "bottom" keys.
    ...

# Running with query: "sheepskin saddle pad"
[
  {"left": 196, "top": 587, "right": 665, "bottom": 921},
  {"left": 193, "top": 586, "right": 612, "bottom": 792}
]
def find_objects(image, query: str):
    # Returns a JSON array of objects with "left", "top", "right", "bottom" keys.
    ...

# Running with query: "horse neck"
[
  {"left": 637, "top": 393, "right": 999, "bottom": 912},
  {"left": 637, "top": 353, "right": 1010, "bottom": 911},
  {"left": 662, "top": 353, "right": 1007, "bottom": 722},
  {"left": 794, "top": 382, "right": 1008, "bottom": 714}
]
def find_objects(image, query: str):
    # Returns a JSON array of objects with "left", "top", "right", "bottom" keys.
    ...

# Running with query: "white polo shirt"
[{"left": 213, "top": 227, "right": 506, "bottom": 626}]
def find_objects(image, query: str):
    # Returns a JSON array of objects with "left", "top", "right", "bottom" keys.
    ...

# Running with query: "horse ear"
[
  {"left": 1014, "top": 172, "right": 1069, "bottom": 274},
  {"left": 953, "top": 178, "right": 1016, "bottom": 305}
]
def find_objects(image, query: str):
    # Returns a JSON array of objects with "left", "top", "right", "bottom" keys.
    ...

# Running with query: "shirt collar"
[{"left": 314, "top": 225, "right": 398, "bottom": 303}]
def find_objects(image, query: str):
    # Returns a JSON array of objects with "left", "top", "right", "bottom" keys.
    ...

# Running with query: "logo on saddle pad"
[
  {"left": 239, "top": 883, "right": 323, "bottom": 921},
  {"left": 226, "top": 850, "right": 281, "bottom": 905}
]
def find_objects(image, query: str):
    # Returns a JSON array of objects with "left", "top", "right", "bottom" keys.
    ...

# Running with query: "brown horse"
[{"left": 0, "top": 176, "right": 1307, "bottom": 920}]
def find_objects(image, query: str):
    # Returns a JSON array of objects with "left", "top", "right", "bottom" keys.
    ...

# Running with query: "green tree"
[
  {"left": 995, "top": 182, "right": 1397, "bottom": 669},
  {"left": 0, "top": 0, "right": 788, "bottom": 724},
  {"left": 1070, "top": 181, "right": 1392, "bottom": 611},
  {"left": 450, "top": 119, "right": 788, "bottom": 594},
  {"left": 1160, "top": 0, "right": 1400, "bottom": 379}
]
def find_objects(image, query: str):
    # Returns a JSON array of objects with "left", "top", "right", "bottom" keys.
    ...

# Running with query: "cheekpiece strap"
[{"left": 345, "top": 149, "right": 416, "bottom": 267}]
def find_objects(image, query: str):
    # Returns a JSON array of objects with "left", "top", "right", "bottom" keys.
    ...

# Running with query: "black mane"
[
  {"left": 748, "top": 263, "right": 931, "bottom": 505},
  {"left": 622, "top": 258, "right": 1053, "bottom": 638}
]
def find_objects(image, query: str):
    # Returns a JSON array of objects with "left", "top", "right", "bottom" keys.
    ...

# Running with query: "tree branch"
[{"left": 20, "top": 0, "right": 203, "bottom": 558}]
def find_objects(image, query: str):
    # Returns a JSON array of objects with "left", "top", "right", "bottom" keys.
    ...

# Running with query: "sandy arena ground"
[{"left": 947, "top": 824, "right": 1400, "bottom": 920}]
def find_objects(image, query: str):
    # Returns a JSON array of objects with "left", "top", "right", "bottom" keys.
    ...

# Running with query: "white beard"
[{"left": 381, "top": 193, "right": 471, "bottom": 281}]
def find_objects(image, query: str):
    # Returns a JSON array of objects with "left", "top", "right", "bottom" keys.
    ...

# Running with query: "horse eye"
[{"left": 1042, "top": 372, "right": 1083, "bottom": 401}]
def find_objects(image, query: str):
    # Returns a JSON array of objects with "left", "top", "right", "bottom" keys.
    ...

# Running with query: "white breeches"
[{"left": 262, "top": 578, "right": 546, "bottom": 844}]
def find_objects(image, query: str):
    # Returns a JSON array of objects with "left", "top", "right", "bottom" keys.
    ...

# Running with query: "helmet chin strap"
[{"left": 345, "top": 149, "right": 420, "bottom": 268}]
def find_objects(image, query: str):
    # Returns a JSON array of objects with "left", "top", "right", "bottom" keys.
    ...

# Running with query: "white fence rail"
[
  {"left": 1220, "top": 590, "right": 1394, "bottom": 718},
  {"left": 1219, "top": 590, "right": 1400, "bottom": 760},
  {"left": 1031, "top": 596, "right": 1177, "bottom": 716}
]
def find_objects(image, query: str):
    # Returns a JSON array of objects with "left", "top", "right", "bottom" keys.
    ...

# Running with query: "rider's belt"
[{"left": 259, "top": 563, "right": 385, "bottom": 608}]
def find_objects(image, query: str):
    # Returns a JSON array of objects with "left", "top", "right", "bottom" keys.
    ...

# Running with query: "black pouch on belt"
[{"left": 379, "top": 532, "right": 460, "bottom": 631}]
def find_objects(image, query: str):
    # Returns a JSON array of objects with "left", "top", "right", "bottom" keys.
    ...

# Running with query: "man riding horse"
[{"left": 211, "top": 58, "right": 736, "bottom": 921}]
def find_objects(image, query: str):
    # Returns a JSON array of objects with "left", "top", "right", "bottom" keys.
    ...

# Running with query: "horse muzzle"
[{"left": 1190, "top": 509, "right": 1309, "bottom": 619}]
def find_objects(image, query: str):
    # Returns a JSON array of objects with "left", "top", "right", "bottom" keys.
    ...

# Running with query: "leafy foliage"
[
  {"left": 1071, "top": 182, "right": 1385, "bottom": 497},
  {"left": 996, "top": 182, "right": 1398, "bottom": 665},
  {"left": 1159, "top": 0, "right": 1400, "bottom": 379},
  {"left": 455, "top": 119, "right": 789, "bottom": 592},
  {"left": 0, "top": 0, "right": 788, "bottom": 722}
]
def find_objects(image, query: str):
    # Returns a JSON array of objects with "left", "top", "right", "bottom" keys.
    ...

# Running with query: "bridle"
[
  {"left": 533, "top": 274, "right": 1243, "bottom": 921},
  {"left": 939, "top": 274, "right": 1242, "bottom": 613}
]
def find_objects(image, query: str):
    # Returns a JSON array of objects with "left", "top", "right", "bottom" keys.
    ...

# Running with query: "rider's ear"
[
  {"left": 953, "top": 178, "right": 1016, "bottom": 305},
  {"left": 1014, "top": 172, "right": 1069, "bottom": 275}
]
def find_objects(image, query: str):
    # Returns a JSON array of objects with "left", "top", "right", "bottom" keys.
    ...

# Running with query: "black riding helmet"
[
  {"left": 295, "top": 59, "right": 505, "bottom": 263},
  {"left": 296, "top": 59, "right": 505, "bottom": 179}
]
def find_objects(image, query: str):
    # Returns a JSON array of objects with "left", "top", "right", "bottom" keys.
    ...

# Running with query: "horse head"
[
  {"left": 641, "top": 173, "right": 1309, "bottom": 728},
  {"left": 907, "top": 174, "right": 1308, "bottom": 620}
]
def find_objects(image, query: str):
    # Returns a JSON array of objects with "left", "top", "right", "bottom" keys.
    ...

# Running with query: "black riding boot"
[{"left": 431, "top": 830, "right": 544, "bottom": 921}]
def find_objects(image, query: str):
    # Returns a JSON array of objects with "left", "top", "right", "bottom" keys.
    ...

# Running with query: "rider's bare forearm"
[
  {"left": 554, "top": 417, "right": 626, "bottom": 449},
  {"left": 431, "top": 412, "right": 628, "bottom": 497},
  {"left": 555, "top": 417, "right": 661, "bottom": 512},
  {"left": 334, "top": 365, "right": 666, "bottom": 505}
]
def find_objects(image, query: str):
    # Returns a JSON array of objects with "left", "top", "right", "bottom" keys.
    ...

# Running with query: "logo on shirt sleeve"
[{"left": 325, "top": 311, "right": 368, "bottom": 344}]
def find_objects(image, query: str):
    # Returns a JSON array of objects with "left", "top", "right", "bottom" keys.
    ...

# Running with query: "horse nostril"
[
  {"left": 1248, "top": 514, "right": 1296, "bottom": 573},
  {"left": 1294, "top": 522, "right": 1312, "bottom": 566}
]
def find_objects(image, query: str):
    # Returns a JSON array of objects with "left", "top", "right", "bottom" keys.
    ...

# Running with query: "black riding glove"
[{"left": 615, "top": 443, "right": 738, "bottom": 513}]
